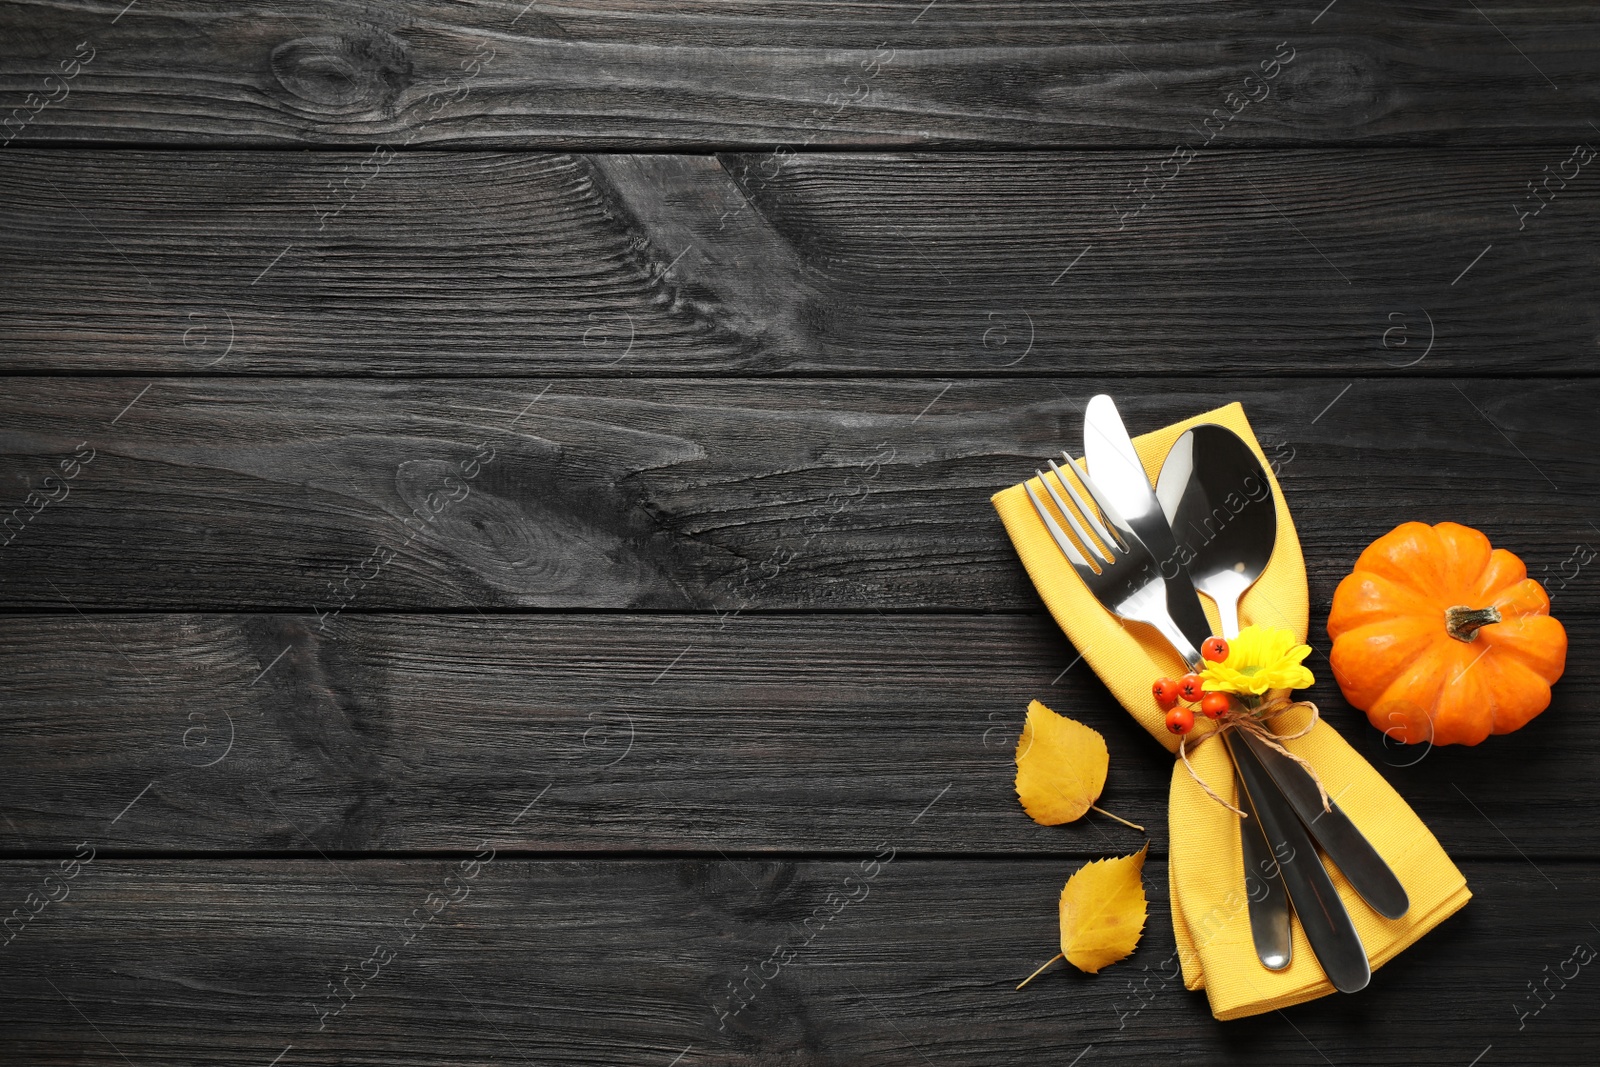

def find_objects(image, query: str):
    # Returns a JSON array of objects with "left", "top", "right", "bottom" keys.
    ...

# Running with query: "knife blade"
[{"left": 1227, "top": 731, "right": 1371, "bottom": 993}]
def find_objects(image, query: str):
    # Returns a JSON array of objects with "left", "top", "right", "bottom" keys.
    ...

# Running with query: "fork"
[{"left": 1024, "top": 454, "right": 1206, "bottom": 668}]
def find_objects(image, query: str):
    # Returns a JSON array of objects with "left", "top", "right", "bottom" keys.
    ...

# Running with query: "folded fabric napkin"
[{"left": 991, "top": 402, "right": 1470, "bottom": 1020}]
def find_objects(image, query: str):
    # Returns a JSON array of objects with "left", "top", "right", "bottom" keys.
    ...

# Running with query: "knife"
[
  {"left": 1082, "top": 394, "right": 1216, "bottom": 648},
  {"left": 1082, "top": 398, "right": 1290, "bottom": 812}
]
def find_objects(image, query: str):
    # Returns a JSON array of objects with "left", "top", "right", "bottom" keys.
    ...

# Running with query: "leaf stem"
[
  {"left": 1016, "top": 953, "right": 1065, "bottom": 991},
  {"left": 1090, "top": 805, "right": 1145, "bottom": 832}
]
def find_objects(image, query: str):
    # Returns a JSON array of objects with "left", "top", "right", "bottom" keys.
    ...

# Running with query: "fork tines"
[{"left": 1024, "top": 453, "right": 1127, "bottom": 570}]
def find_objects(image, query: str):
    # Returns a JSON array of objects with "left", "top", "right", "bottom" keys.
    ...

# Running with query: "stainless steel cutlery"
[
  {"left": 1227, "top": 730, "right": 1371, "bottom": 992},
  {"left": 1235, "top": 767, "right": 1292, "bottom": 970},
  {"left": 1025, "top": 453, "right": 1206, "bottom": 666},
  {"left": 1154, "top": 425, "right": 1277, "bottom": 641},
  {"left": 1154, "top": 423, "right": 1409, "bottom": 927},
  {"left": 1082, "top": 395, "right": 1216, "bottom": 649},
  {"left": 1024, "top": 394, "right": 1410, "bottom": 990},
  {"left": 1238, "top": 729, "right": 1409, "bottom": 921}
]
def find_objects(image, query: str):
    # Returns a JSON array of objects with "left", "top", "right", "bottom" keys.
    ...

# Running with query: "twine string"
[{"left": 1177, "top": 698, "right": 1328, "bottom": 818}]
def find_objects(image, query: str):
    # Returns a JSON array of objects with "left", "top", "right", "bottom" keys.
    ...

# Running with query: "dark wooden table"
[{"left": 2, "top": 2, "right": 1597, "bottom": 1064}]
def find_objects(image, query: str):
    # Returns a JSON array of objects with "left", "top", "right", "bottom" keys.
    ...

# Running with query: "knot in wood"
[
  {"left": 1275, "top": 47, "right": 1386, "bottom": 124},
  {"left": 271, "top": 31, "right": 411, "bottom": 115}
]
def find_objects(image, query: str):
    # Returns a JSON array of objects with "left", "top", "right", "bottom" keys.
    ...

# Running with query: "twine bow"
[{"left": 1178, "top": 696, "right": 1329, "bottom": 818}]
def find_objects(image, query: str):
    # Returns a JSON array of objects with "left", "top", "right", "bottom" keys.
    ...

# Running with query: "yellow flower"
[{"left": 1200, "top": 625, "right": 1314, "bottom": 697}]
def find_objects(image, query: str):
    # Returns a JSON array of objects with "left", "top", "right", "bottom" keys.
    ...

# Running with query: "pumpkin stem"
[{"left": 1444, "top": 604, "right": 1501, "bottom": 642}]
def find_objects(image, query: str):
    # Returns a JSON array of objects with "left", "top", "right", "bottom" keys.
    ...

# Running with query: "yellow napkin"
[{"left": 992, "top": 402, "right": 1470, "bottom": 1020}]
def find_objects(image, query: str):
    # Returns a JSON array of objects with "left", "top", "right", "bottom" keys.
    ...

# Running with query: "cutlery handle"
[
  {"left": 1142, "top": 594, "right": 1205, "bottom": 669},
  {"left": 1225, "top": 732, "right": 1371, "bottom": 993},
  {"left": 1236, "top": 767, "right": 1292, "bottom": 970},
  {"left": 1216, "top": 596, "right": 1242, "bottom": 642},
  {"left": 1238, "top": 731, "right": 1411, "bottom": 920}
]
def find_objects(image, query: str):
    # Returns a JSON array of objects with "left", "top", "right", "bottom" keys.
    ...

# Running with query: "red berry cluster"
[{"left": 1152, "top": 637, "right": 1231, "bottom": 735}]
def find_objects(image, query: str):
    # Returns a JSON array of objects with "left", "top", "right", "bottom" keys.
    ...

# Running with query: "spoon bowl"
[{"left": 1154, "top": 424, "right": 1278, "bottom": 639}]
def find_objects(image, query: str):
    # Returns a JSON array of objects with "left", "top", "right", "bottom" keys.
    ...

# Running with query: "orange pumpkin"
[{"left": 1326, "top": 521, "right": 1566, "bottom": 746}]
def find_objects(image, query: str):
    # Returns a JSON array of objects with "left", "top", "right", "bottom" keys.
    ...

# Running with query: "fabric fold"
[{"left": 992, "top": 401, "right": 1469, "bottom": 1020}]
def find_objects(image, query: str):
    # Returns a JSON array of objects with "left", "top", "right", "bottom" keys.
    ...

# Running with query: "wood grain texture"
[
  {"left": 2, "top": 1, "right": 1598, "bottom": 148},
  {"left": 3, "top": 148, "right": 1598, "bottom": 375},
  {"left": 0, "top": 858, "right": 1590, "bottom": 1065},
  {"left": 0, "top": 612, "right": 1593, "bottom": 857},
  {"left": 0, "top": 377, "right": 1594, "bottom": 611},
  {"left": 4, "top": 3, "right": 1595, "bottom": 1061}
]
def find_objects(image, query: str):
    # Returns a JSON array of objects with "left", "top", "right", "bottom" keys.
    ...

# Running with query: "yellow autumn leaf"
[
  {"left": 1014, "top": 699, "right": 1108, "bottom": 825},
  {"left": 1059, "top": 843, "right": 1148, "bottom": 974}
]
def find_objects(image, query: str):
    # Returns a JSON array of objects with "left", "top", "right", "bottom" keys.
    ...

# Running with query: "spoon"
[
  {"left": 1157, "top": 425, "right": 1293, "bottom": 971},
  {"left": 1154, "top": 425, "right": 1278, "bottom": 640}
]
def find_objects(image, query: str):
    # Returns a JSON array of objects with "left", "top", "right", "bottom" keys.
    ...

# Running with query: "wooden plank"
[
  {"left": 0, "top": 377, "right": 1594, "bottom": 612},
  {"left": 3, "top": 148, "right": 1598, "bottom": 375},
  {"left": 2, "top": 2, "right": 1598, "bottom": 148},
  {"left": 0, "top": 612, "right": 1592, "bottom": 858},
  {"left": 0, "top": 857, "right": 1590, "bottom": 1064}
]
